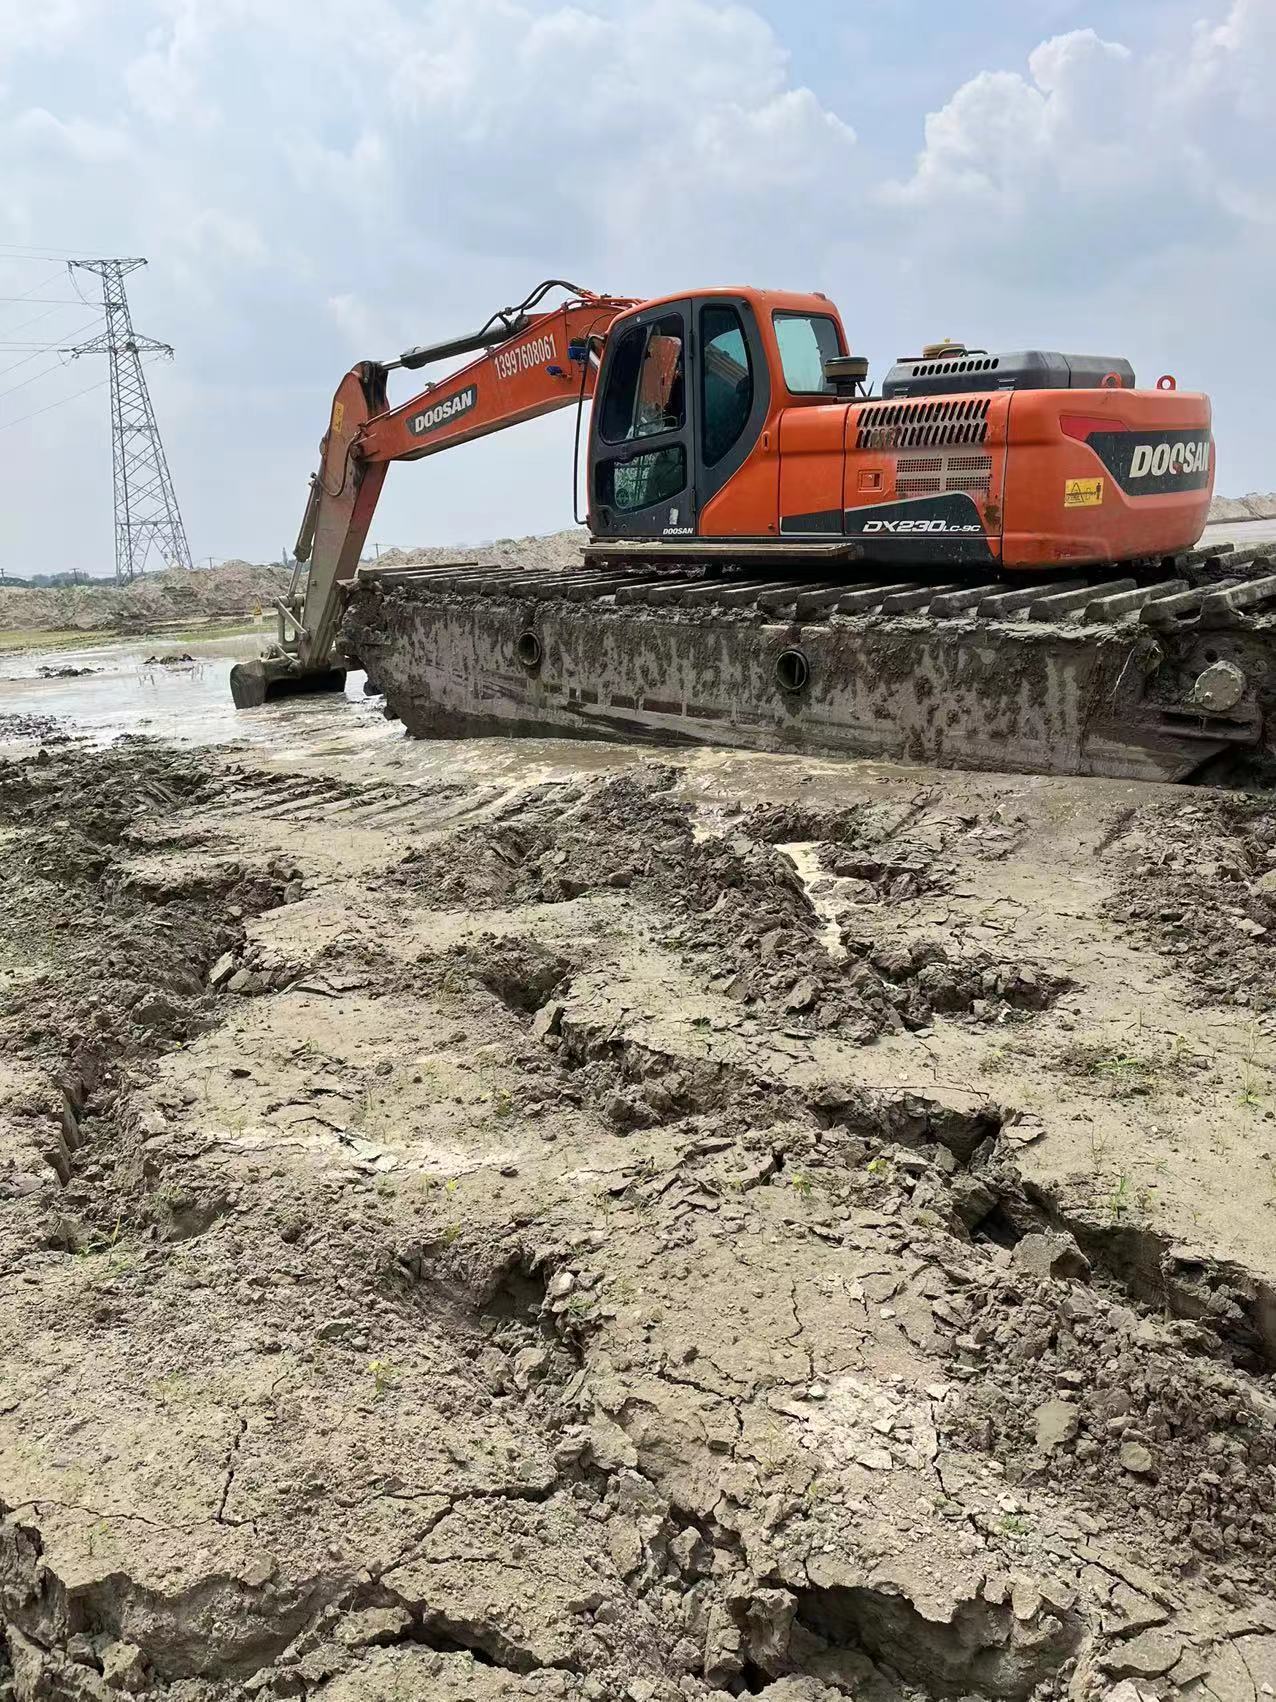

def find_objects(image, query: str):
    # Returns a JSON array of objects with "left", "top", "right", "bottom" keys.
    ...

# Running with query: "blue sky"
[{"left": 1, "top": 0, "right": 1273, "bottom": 574}]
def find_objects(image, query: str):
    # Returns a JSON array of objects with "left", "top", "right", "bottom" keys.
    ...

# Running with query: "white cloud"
[
  {"left": 0, "top": 0, "right": 1274, "bottom": 572},
  {"left": 891, "top": 13, "right": 1271, "bottom": 244},
  {"left": 0, "top": 0, "right": 85, "bottom": 62},
  {"left": 1189, "top": 0, "right": 1276, "bottom": 120},
  {"left": 9, "top": 106, "right": 132, "bottom": 162}
]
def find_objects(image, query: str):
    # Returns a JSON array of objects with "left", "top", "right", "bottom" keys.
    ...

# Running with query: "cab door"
[
  {"left": 589, "top": 300, "right": 695, "bottom": 539},
  {"left": 692, "top": 294, "right": 771, "bottom": 532}
]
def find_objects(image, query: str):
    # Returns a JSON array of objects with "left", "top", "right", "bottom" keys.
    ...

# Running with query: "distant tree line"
[{"left": 0, "top": 571, "right": 97, "bottom": 589}]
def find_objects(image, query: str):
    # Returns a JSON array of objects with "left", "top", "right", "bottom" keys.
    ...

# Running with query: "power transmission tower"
[{"left": 65, "top": 257, "right": 192, "bottom": 583}]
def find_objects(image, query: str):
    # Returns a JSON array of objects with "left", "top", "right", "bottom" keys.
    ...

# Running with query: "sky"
[{"left": 1, "top": 0, "right": 1273, "bottom": 576}]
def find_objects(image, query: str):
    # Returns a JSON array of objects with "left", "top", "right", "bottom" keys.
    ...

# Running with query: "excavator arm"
[{"left": 230, "top": 282, "right": 636, "bottom": 706}]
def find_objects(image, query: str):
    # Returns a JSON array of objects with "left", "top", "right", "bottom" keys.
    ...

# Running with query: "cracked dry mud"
[{"left": 2, "top": 729, "right": 1276, "bottom": 1702}]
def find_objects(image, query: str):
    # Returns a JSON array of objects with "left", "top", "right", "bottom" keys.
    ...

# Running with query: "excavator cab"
[{"left": 588, "top": 289, "right": 845, "bottom": 542}]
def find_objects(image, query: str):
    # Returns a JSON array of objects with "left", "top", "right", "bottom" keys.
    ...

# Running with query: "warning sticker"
[{"left": 1064, "top": 477, "right": 1104, "bottom": 508}]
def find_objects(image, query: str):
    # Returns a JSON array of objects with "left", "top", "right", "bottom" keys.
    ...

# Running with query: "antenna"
[{"left": 65, "top": 257, "right": 192, "bottom": 583}]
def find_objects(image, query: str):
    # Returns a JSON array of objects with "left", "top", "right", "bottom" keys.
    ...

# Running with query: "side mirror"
[{"left": 824, "top": 354, "right": 870, "bottom": 396}]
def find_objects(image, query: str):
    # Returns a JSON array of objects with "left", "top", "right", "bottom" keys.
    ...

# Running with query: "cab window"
[
  {"left": 597, "top": 445, "right": 687, "bottom": 513},
  {"left": 700, "top": 303, "right": 753, "bottom": 466},
  {"left": 773, "top": 312, "right": 843, "bottom": 395},
  {"left": 600, "top": 314, "right": 686, "bottom": 443}
]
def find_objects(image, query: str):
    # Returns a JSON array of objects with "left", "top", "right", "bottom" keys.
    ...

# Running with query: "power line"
[
  {"left": 0, "top": 267, "right": 65, "bottom": 297},
  {"left": 0, "top": 359, "right": 68, "bottom": 402},
  {"left": 0, "top": 245, "right": 97, "bottom": 261},
  {"left": 0, "top": 375, "right": 109, "bottom": 433},
  {"left": 2, "top": 305, "right": 83, "bottom": 340},
  {"left": 0, "top": 317, "right": 103, "bottom": 379},
  {"left": 0, "top": 295, "right": 89, "bottom": 305}
]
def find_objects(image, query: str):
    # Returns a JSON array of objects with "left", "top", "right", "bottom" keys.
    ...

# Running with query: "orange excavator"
[{"left": 232, "top": 280, "right": 1275, "bottom": 781}]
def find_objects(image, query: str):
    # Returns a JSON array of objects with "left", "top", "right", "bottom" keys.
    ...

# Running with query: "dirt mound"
[
  {"left": 370, "top": 529, "right": 584, "bottom": 574},
  {"left": 397, "top": 769, "right": 1067, "bottom": 1046},
  {"left": 951, "top": 1241, "right": 1276, "bottom": 1567},
  {"left": 0, "top": 559, "right": 288, "bottom": 635},
  {"left": 1209, "top": 491, "right": 1276, "bottom": 523},
  {"left": 1107, "top": 794, "right": 1276, "bottom": 1011}
]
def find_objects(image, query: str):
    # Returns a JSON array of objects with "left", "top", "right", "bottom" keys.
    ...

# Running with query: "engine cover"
[{"left": 882, "top": 349, "right": 1135, "bottom": 399}]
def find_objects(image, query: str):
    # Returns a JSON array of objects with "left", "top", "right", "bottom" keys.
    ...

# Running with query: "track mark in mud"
[
  {"left": 399, "top": 768, "right": 1069, "bottom": 1049},
  {"left": 0, "top": 744, "right": 312, "bottom": 1230}
]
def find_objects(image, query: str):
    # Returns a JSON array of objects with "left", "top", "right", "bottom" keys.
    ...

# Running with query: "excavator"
[{"left": 230, "top": 280, "right": 1276, "bottom": 782}]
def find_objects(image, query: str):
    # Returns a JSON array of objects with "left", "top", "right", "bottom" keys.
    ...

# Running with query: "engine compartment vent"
[
  {"left": 856, "top": 397, "right": 990, "bottom": 452},
  {"left": 896, "top": 451, "right": 993, "bottom": 499}
]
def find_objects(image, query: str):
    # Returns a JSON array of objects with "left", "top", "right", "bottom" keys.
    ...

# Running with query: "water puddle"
[
  {"left": 0, "top": 632, "right": 392, "bottom": 750},
  {"left": 775, "top": 839, "right": 849, "bottom": 959}
]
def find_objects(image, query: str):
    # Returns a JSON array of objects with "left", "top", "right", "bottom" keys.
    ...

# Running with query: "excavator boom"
[{"left": 231, "top": 283, "right": 635, "bottom": 705}]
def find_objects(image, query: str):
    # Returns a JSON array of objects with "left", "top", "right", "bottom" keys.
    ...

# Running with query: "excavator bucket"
[{"left": 228, "top": 657, "right": 347, "bottom": 709}]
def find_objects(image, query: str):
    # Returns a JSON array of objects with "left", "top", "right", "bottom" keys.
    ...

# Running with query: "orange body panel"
[
  {"left": 1002, "top": 388, "right": 1213, "bottom": 567},
  {"left": 699, "top": 289, "right": 852, "bottom": 538},
  {"left": 774, "top": 405, "right": 848, "bottom": 534},
  {"left": 702, "top": 377, "right": 1210, "bottom": 569},
  {"left": 699, "top": 439, "right": 781, "bottom": 535}
]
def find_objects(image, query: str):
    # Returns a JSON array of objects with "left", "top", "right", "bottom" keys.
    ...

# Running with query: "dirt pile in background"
[
  {"left": 1208, "top": 492, "right": 1276, "bottom": 523},
  {"left": 369, "top": 529, "right": 583, "bottom": 574},
  {"left": 2, "top": 729, "right": 1275, "bottom": 1701},
  {"left": 0, "top": 560, "right": 288, "bottom": 636},
  {"left": 0, "top": 536, "right": 578, "bottom": 639}
]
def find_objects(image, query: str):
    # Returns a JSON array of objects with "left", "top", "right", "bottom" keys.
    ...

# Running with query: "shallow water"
[
  {"left": 0, "top": 628, "right": 670, "bottom": 788},
  {"left": 0, "top": 631, "right": 390, "bottom": 750}
]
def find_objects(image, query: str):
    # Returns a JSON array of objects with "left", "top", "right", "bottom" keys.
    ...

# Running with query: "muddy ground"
[{"left": 1, "top": 716, "right": 1275, "bottom": 1702}]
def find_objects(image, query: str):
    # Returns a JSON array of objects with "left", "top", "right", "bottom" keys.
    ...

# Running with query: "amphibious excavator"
[{"left": 231, "top": 280, "right": 1276, "bottom": 782}]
